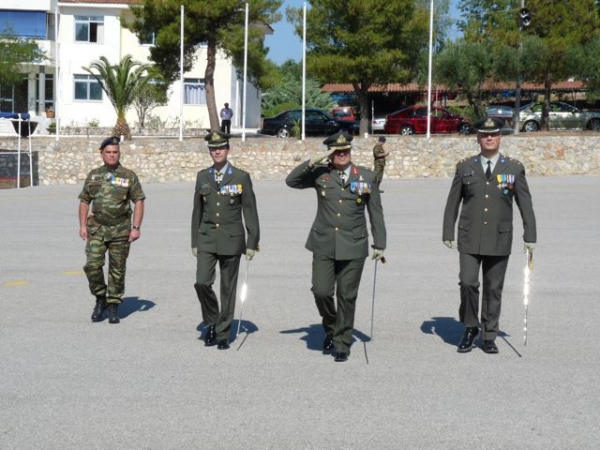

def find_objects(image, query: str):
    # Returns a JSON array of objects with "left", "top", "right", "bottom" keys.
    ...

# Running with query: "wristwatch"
[{"left": 132, "top": 225, "right": 141, "bottom": 230}]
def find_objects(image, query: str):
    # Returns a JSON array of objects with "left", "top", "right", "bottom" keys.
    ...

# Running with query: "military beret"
[
  {"left": 323, "top": 130, "right": 353, "bottom": 150},
  {"left": 474, "top": 117, "right": 504, "bottom": 133},
  {"left": 378, "top": 136, "right": 386, "bottom": 143},
  {"left": 99, "top": 136, "right": 120, "bottom": 151},
  {"left": 205, "top": 131, "right": 231, "bottom": 148}
]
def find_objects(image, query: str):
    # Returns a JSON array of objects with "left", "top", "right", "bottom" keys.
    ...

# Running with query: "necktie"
[
  {"left": 485, "top": 161, "right": 492, "bottom": 180},
  {"left": 339, "top": 171, "right": 347, "bottom": 184},
  {"left": 215, "top": 171, "right": 223, "bottom": 184}
]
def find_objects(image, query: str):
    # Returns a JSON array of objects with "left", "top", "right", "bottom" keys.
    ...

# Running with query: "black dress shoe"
[
  {"left": 334, "top": 352, "right": 348, "bottom": 362},
  {"left": 483, "top": 340, "right": 499, "bottom": 354},
  {"left": 204, "top": 325, "right": 217, "bottom": 346},
  {"left": 457, "top": 327, "right": 479, "bottom": 353},
  {"left": 217, "top": 339, "right": 230, "bottom": 350},
  {"left": 323, "top": 335, "right": 334, "bottom": 354}
]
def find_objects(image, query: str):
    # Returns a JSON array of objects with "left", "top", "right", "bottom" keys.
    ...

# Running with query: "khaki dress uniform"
[
  {"left": 79, "top": 164, "right": 146, "bottom": 304},
  {"left": 192, "top": 164, "right": 260, "bottom": 342},
  {"left": 286, "top": 160, "right": 386, "bottom": 355},
  {"left": 443, "top": 153, "right": 536, "bottom": 339}
]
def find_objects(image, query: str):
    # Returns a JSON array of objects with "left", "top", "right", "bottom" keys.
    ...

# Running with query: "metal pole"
[
  {"left": 426, "top": 0, "right": 434, "bottom": 139},
  {"left": 242, "top": 3, "right": 249, "bottom": 141},
  {"left": 179, "top": 5, "right": 184, "bottom": 142},
  {"left": 301, "top": 2, "right": 307, "bottom": 141}
]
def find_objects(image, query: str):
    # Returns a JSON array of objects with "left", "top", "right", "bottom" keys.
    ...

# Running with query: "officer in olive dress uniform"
[
  {"left": 79, "top": 136, "right": 146, "bottom": 324},
  {"left": 192, "top": 131, "right": 260, "bottom": 350},
  {"left": 442, "top": 118, "right": 536, "bottom": 354},
  {"left": 286, "top": 131, "right": 387, "bottom": 362}
]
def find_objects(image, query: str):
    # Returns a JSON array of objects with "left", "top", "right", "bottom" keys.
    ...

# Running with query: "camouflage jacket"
[
  {"left": 373, "top": 144, "right": 386, "bottom": 169},
  {"left": 79, "top": 164, "right": 145, "bottom": 237}
]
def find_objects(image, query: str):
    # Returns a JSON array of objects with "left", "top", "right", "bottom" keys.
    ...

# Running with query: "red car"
[{"left": 383, "top": 105, "right": 471, "bottom": 135}]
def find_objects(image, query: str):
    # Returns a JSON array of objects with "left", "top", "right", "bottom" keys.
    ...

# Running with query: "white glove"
[
  {"left": 309, "top": 151, "right": 332, "bottom": 167},
  {"left": 245, "top": 249, "right": 256, "bottom": 261},
  {"left": 192, "top": 247, "right": 198, "bottom": 257},
  {"left": 371, "top": 249, "right": 385, "bottom": 261},
  {"left": 443, "top": 240, "right": 454, "bottom": 249},
  {"left": 524, "top": 242, "right": 535, "bottom": 254}
]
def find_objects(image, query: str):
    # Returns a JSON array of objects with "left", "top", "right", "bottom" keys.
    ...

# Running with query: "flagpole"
[{"left": 179, "top": 4, "right": 184, "bottom": 142}]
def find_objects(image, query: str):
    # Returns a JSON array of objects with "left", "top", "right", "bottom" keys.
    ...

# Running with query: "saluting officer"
[
  {"left": 442, "top": 118, "right": 537, "bottom": 354},
  {"left": 79, "top": 136, "right": 146, "bottom": 324},
  {"left": 192, "top": 131, "right": 260, "bottom": 350},
  {"left": 286, "top": 131, "right": 387, "bottom": 362}
]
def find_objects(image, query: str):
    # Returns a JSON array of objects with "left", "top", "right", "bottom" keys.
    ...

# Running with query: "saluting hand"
[{"left": 309, "top": 151, "right": 332, "bottom": 167}]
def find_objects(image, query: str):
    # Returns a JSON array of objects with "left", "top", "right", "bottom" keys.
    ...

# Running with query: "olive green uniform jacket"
[
  {"left": 286, "top": 160, "right": 386, "bottom": 258},
  {"left": 191, "top": 165, "right": 260, "bottom": 255},
  {"left": 442, "top": 154, "right": 536, "bottom": 255}
]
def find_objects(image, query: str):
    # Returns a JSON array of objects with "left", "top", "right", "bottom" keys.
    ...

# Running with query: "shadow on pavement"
[{"left": 119, "top": 296, "right": 156, "bottom": 319}]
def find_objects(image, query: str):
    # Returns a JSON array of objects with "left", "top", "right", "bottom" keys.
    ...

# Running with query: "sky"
[{"left": 265, "top": 0, "right": 461, "bottom": 65}]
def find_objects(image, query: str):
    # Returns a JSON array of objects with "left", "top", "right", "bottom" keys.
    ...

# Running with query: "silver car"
[
  {"left": 371, "top": 116, "right": 386, "bottom": 133},
  {"left": 519, "top": 102, "right": 600, "bottom": 132}
]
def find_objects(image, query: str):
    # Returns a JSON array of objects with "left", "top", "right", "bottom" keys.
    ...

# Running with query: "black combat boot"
[
  {"left": 91, "top": 296, "right": 107, "bottom": 322},
  {"left": 107, "top": 303, "right": 120, "bottom": 324}
]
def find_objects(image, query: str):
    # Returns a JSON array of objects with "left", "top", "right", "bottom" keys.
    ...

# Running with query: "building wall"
[{"left": 5, "top": 2, "right": 262, "bottom": 132}]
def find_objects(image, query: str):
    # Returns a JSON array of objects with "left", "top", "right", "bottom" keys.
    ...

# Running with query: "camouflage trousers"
[
  {"left": 83, "top": 235, "right": 131, "bottom": 304},
  {"left": 374, "top": 166, "right": 384, "bottom": 185}
]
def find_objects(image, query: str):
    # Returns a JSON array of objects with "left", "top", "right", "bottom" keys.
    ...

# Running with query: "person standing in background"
[{"left": 220, "top": 103, "right": 234, "bottom": 134}]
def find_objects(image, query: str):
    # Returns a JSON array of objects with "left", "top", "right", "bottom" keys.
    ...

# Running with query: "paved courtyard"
[{"left": 1, "top": 175, "right": 599, "bottom": 449}]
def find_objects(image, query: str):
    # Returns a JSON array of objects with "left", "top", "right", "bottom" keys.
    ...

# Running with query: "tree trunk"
[
  {"left": 353, "top": 81, "right": 371, "bottom": 136},
  {"left": 542, "top": 78, "right": 552, "bottom": 131},
  {"left": 113, "top": 115, "right": 132, "bottom": 140},
  {"left": 204, "top": 35, "right": 220, "bottom": 131}
]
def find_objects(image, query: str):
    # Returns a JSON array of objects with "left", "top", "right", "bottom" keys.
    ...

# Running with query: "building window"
[
  {"left": 184, "top": 78, "right": 206, "bottom": 105},
  {"left": 138, "top": 30, "right": 156, "bottom": 45},
  {"left": 75, "top": 16, "right": 104, "bottom": 43},
  {"left": 0, "top": 10, "right": 47, "bottom": 38},
  {"left": 74, "top": 75, "right": 102, "bottom": 101}
]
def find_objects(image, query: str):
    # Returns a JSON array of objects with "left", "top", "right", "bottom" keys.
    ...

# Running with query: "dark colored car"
[
  {"left": 383, "top": 105, "right": 471, "bottom": 135},
  {"left": 259, "top": 108, "right": 359, "bottom": 138},
  {"left": 519, "top": 101, "right": 600, "bottom": 132},
  {"left": 486, "top": 105, "right": 515, "bottom": 129}
]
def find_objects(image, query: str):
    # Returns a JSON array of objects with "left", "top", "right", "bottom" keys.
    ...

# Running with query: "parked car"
[
  {"left": 371, "top": 116, "right": 386, "bottom": 133},
  {"left": 331, "top": 106, "right": 358, "bottom": 121},
  {"left": 383, "top": 105, "right": 471, "bottom": 135},
  {"left": 486, "top": 105, "right": 515, "bottom": 129},
  {"left": 519, "top": 101, "right": 600, "bottom": 132},
  {"left": 259, "top": 108, "right": 359, "bottom": 138}
]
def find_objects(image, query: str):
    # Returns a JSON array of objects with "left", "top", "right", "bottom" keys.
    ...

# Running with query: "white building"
[{"left": 0, "top": 0, "right": 269, "bottom": 135}]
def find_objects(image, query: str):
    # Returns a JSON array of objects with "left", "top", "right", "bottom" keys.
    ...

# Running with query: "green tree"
[
  {"left": 287, "top": 0, "right": 429, "bottom": 134},
  {"left": 0, "top": 30, "right": 45, "bottom": 94},
  {"left": 125, "top": 0, "right": 281, "bottom": 131},
  {"left": 132, "top": 76, "right": 169, "bottom": 132},
  {"left": 457, "top": 0, "right": 600, "bottom": 130},
  {"left": 83, "top": 55, "right": 152, "bottom": 140},
  {"left": 261, "top": 60, "right": 335, "bottom": 117}
]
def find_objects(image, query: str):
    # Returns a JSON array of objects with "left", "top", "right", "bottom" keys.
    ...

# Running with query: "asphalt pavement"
[{"left": 1, "top": 175, "right": 599, "bottom": 449}]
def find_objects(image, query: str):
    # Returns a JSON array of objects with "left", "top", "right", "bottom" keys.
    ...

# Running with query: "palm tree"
[{"left": 83, "top": 55, "right": 151, "bottom": 140}]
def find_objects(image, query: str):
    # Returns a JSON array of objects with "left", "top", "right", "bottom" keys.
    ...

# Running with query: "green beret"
[
  {"left": 323, "top": 130, "right": 353, "bottom": 150},
  {"left": 205, "top": 131, "right": 231, "bottom": 148},
  {"left": 474, "top": 117, "right": 504, "bottom": 133},
  {"left": 99, "top": 136, "right": 120, "bottom": 150}
]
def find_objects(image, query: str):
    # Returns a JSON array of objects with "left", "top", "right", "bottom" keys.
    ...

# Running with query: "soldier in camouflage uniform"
[
  {"left": 286, "top": 131, "right": 386, "bottom": 363},
  {"left": 372, "top": 136, "right": 389, "bottom": 191},
  {"left": 78, "top": 136, "right": 146, "bottom": 324}
]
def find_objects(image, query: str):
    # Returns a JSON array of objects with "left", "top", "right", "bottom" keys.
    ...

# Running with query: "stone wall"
[{"left": 1, "top": 133, "right": 599, "bottom": 186}]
